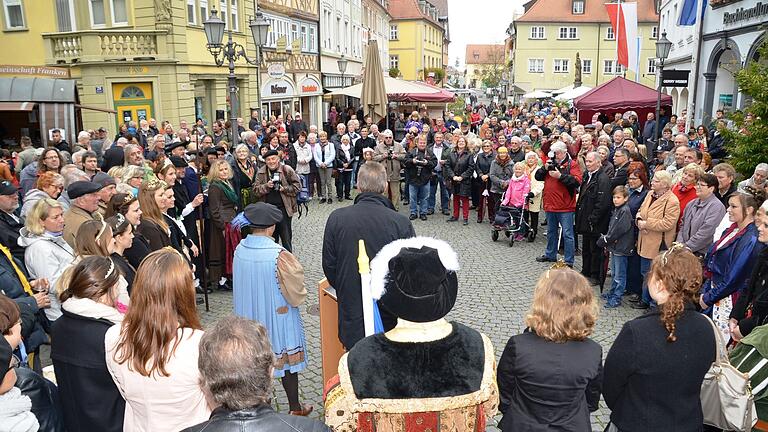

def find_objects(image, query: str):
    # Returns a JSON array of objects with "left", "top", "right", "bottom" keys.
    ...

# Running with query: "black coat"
[
  {"left": 444, "top": 150, "right": 474, "bottom": 197},
  {"left": 731, "top": 248, "right": 768, "bottom": 336},
  {"left": 0, "top": 211, "right": 25, "bottom": 265},
  {"left": 403, "top": 148, "right": 436, "bottom": 186},
  {"left": 603, "top": 305, "right": 716, "bottom": 432},
  {"left": 181, "top": 405, "right": 329, "bottom": 432},
  {"left": 575, "top": 169, "right": 612, "bottom": 234},
  {"left": 322, "top": 193, "right": 415, "bottom": 349},
  {"left": 497, "top": 330, "right": 602, "bottom": 432},
  {"left": 14, "top": 366, "right": 65, "bottom": 432},
  {"left": 288, "top": 120, "right": 309, "bottom": 143},
  {"left": 123, "top": 231, "right": 152, "bottom": 269},
  {"left": 611, "top": 162, "right": 630, "bottom": 189},
  {"left": 474, "top": 151, "right": 494, "bottom": 176},
  {"left": 0, "top": 253, "right": 47, "bottom": 353},
  {"left": 50, "top": 309, "right": 125, "bottom": 432}
]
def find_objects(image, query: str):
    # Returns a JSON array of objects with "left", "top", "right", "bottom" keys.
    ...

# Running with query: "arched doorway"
[
  {"left": 679, "top": 88, "right": 689, "bottom": 118},
  {"left": 112, "top": 82, "right": 154, "bottom": 129},
  {"left": 702, "top": 39, "right": 741, "bottom": 124},
  {"left": 670, "top": 87, "right": 679, "bottom": 114}
]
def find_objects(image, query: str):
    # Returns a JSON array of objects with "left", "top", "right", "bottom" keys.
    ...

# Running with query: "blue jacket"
[{"left": 702, "top": 223, "right": 765, "bottom": 306}]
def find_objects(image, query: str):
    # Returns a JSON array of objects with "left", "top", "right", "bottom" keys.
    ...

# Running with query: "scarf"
[
  {"left": 212, "top": 180, "right": 239, "bottom": 205},
  {"left": 45, "top": 230, "right": 63, "bottom": 237},
  {"left": 341, "top": 143, "right": 351, "bottom": 161},
  {"left": 0, "top": 244, "right": 32, "bottom": 296},
  {"left": 0, "top": 388, "right": 38, "bottom": 432},
  {"left": 61, "top": 296, "right": 125, "bottom": 324}
]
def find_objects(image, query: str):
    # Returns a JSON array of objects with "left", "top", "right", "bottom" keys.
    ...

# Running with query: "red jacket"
[{"left": 534, "top": 155, "right": 582, "bottom": 213}]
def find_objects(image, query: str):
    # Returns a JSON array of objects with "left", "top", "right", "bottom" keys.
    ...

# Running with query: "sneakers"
[
  {"left": 535, "top": 255, "right": 556, "bottom": 263},
  {"left": 409, "top": 214, "right": 417, "bottom": 220},
  {"left": 604, "top": 299, "right": 622, "bottom": 308},
  {"left": 319, "top": 198, "right": 326, "bottom": 203},
  {"left": 327, "top": 198, "right": 333, "bottom": 204},
  {"left": 427, "top": 209, "right": 435, "bottom": 215},
  {"left": 446, "top": 217, "right": 458, "bottom": 222},
  {"left": 419, "top": 214, "right": 428, "bottom": 221},
  {"left": 462, "top": 219, "right": 469, "bottom": 225}
]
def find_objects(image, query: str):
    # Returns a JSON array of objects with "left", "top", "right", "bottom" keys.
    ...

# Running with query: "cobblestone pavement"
[{"left": 199, "top": 193, "right": 642, "bottom": 431}]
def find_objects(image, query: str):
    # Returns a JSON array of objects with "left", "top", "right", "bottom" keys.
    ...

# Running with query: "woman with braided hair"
[{"left": 603, "top": 245, "right": 716, "bottom": 431}]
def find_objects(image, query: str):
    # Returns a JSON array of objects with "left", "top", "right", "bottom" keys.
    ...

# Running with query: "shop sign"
[
  {"left": 268, "top": 63, "right": 286, "bottom": 79},
  {"left": 115, "top": 65, "right": 150, "bottom": 75},
  {"left": 0, "top": 64, "right": 69, "bottom": 78},
  {"left": 723, "top": 2, "right": 768, "bottom": 25},
  {"left": 299, "top": 77, "right": 321, "bottom": 94},
  {"left": 96, "top": 86, "right": 104, "bottom": 94},
  {"left": 262, "top": 79, "right": 295, "bottom": 98},
  {"left": 661, "top": 69, "right": 690, "bottom": 87}
]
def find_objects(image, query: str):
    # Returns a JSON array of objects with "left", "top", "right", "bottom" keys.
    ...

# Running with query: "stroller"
[{"left": 491, "top": 201, "right": 532, "bottom": 247}]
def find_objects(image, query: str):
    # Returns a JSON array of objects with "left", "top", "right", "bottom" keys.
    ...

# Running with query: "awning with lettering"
[{"left": 0, "top": 102, "right": 36, "bottom": 111}]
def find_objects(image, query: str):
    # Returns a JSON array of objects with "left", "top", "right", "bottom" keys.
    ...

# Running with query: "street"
[{"left": 198, "top": 195, "right": 642, "bottom": 431}]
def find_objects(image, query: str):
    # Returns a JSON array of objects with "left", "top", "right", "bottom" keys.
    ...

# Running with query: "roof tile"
[{"left": 517, "top": 0, "right": 658, "bottom": 23}]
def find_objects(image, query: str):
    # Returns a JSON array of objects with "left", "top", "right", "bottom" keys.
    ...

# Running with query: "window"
[
  {"left": 651, "top": 25, "right": 658, "bottom": 39},
  {"left": 582, "top": 59, "right": 592, "bottom": 74},
  {"left": 291, "top": 22, "right": 299, "bottom": 49},
  {"left": 553, "top": 58, "right": 570, "bottom": 73},
  {"left": 389, "top": 24, "right": 397, "bottom": 40},
  {"left": 647, "top": 58, "right": 656, "bottom": 74},
  {"left": 230, "top": 0, "right": 238, "bottom": 31},
  {"left": 2, "top": 0, "right": 24, "bottom": 29},
  {"left": 120, "top": 86, "right": 146, "bottom": 99},
  {"left": 219, "top": 0, "right": 228, "bottom": 29},
  {"left": 606, "top": 26, "right": 614, "bottom": 40},
  {"left": 89, "top": 0, "right": 105, "bottom": 27},
  {"left": 390, "top": 55, "right": 398, "bottom": 70},
  {"left": 528, "top": 58, "right": 544, "bottom": 73},
  {"left": 111, "top": 0, "right": 127, "bottom": 25},
  {"left": 572, "top": 0, "right": 584, "bottom": 14},
  {"left": 603, "top": 60, "right": 624, "bottom": 74},
  {"left": 55, "top": 0, "right": 76, "bottom": 31},
  {"left": 558, "top": 26, "right": 577, "bottom": 39},
  {"left": 530, "top": 26, "right": 545, "bottom": 39},
  {"left": 187, "top": 0, "right": 196, "bottom": 24},
  {"left": 200, "top": 0, "right": 208, "bottom": 23},
  {"left": 308, "top": 25, "right": 316, "bottom": 52},
  {"left": 301, "top": 24, "right": 308, "bottom": 51}
]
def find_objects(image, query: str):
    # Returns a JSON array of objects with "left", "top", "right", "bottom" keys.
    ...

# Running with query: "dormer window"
[{"left": 572, "top": 0, "right": 584, "bottom": 14}]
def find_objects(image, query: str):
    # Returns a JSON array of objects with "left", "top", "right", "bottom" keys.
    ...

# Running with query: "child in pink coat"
[{"left": 502, "top": 162, "right": 531, "bottom": 240}]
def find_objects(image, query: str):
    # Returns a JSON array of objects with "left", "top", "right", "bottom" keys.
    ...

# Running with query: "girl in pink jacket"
[{"left": 502, "top": 162, "right": 531, "bottom": 208}]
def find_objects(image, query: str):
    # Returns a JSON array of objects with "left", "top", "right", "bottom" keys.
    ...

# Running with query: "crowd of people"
[{"left": 0, "top": 98, "right": 767, "bottom": 432}]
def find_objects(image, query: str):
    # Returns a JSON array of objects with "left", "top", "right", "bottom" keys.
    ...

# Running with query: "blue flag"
[{"left": 678, "top": 0, "right": 706, "bottom": 26}]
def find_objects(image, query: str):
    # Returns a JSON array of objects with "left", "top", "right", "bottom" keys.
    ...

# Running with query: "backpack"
[{"left": 296, "top": 174, "right": 310, "bottom": 218}]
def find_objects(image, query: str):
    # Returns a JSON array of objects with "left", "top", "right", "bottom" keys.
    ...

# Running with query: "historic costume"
[
  {"left": 324, "top": 237, "right": 499, "bottom": 431},
  {"left": 232, "top": 203, "right": 308, "bottom": 377}
]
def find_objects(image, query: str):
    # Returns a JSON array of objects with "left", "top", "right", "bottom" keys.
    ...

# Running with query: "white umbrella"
[
  {"left": 358, "top": 239, "right": 375, "bottom": 337},
  {"left": 552, "top": 84, "right": 575, "bottom": 95},
  {"left": 523, "top": 90, "right": 552, "bottom": 99},
  {"left": 555, "top": 86, "right": 593, "bottom": 101}
]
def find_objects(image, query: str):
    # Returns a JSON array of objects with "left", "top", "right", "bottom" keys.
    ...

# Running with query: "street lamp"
[
  {"left": 203, "top": 9, "right": 270, "bottom": 146},
  {"left": 337, "top": 54, "right": 348, "bottom": 106},
  {"left": 653, "top": 31, "right": 673, "bottom": 144}
]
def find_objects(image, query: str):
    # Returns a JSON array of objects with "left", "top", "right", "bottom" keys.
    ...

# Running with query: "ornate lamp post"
[
  {"left": 653, "top": 31, "right": 673, "bottom": 144},
  {"left": 203, "top": 9, "right": 270, "bottom": 146},
  {"left": 337, "top": 54, "right": 348, "bottom": 106}
]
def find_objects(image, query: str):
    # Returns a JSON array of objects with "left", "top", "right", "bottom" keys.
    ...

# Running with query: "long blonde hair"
[{"left": 138, "top": 179, "right": 169, "bottom": 231}]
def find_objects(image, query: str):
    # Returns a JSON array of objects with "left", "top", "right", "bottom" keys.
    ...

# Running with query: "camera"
[
  {"left": 271, "top": 172, "right": 282, "bottom": 191},
  {"left": 388, "top": 148, "right": 393, "bottom": 159},
  {"left": 545, "top": 161, "right": 557, "bottom": 171}
]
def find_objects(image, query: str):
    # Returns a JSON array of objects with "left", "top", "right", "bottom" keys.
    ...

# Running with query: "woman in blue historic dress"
[{"left": 231, "top": 202, "right": 313, "bottom": 417}]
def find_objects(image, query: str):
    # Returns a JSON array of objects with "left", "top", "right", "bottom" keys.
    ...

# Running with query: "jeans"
[
  {"left": 607, "top": 255, "right": 629, "bottom": 302},
  {"left": 544, "top": 211, "right": 575, "bottom": 265},
  {"left": 428, "top": 171, "right": 450, "bottom": 212},
  {"left": 351, "top": 159, "right": 360, "bottom": 186},
  {"left": 640, "top": 256, "right": 656, "bottom": 306},
  {"left": 409, "top": 183, "right": 430, "bottom": 216}
]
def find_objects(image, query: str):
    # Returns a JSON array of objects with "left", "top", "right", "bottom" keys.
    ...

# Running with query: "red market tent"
[{"left": 574, "top": 77, "right": 672, "bottom": 128}]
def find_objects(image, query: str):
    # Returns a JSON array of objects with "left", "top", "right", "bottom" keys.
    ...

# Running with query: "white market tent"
[
  {"left": 328, "top": 76, "right": 455, "bottom": 102},
  {"left": 522, "top": 90, "right": 552, "bottom": 99},
  {"left": 555, "top": 85, "right": 593, "bottom": 101}
]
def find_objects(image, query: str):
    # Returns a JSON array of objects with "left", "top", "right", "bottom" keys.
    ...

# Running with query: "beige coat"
[
  {"left": 63, "top": 205, "right": 98, "bottom": 250},
  {"left": 636, "top": 190, "right": 680, "bottom": 259},
  {"left": 372, "top": 141, "right": 406, "bottom": 182}
]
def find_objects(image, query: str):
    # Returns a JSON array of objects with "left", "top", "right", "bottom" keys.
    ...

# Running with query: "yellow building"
[
  {"left": 0, "top": 0, "right": 322, "bottom": 134},
  {"left": 512, "top": 0, "right": 659, "bottom": 92},
  {"left": 387, "top": 0, "right": 446, "bottom": 82}
]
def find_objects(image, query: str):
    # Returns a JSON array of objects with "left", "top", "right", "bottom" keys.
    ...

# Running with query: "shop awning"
[
  {"left": 0, "top": 77, "right": 76, "bottom": 102},
  {"left": 0, "top": 102, "right": 36, "bottom": 111},
  {"left": 328, "top": 77, "right": 456, "bottom": 103}
]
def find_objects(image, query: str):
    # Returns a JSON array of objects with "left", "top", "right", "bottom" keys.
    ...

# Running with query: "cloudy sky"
[{"left": 447, "top": 0, "right": 525, "bottom": 69}]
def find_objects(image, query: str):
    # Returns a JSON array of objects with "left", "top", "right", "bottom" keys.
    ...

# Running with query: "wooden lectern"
[{"left": 319, "top": 278, "right": 345, "bottom": 386}]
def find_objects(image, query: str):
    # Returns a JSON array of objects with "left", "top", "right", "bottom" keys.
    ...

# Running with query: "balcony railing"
[{"left": 42, "top": 30, "right": 170, "bottom": 64}]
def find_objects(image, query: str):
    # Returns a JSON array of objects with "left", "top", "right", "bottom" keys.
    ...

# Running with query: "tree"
[
  {"left": 478, "top": 46, "right": 506, "bottom": 90},
  {"left": 722, "top": 42, "right": 768, "bottom": 176},
  {"left": 389, "top": 67, "right": 400, "bottom": 78}
]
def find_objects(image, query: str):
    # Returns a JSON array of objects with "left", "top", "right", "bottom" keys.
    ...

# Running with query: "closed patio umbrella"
[{"left": 361, "top": 40, "right": 389, "bottom": 125}]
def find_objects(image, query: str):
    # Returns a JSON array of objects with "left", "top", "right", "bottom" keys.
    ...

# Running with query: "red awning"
[
  {"left": 574, "top": 76, "right": 672, "bottom": 110},
  {"left": 0, "top": 102, "right": 36, "bottom": 111}
]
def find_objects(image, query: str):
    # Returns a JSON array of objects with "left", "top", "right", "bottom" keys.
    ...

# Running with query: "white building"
[
  {"left": 362, "top": 0, "right": 392, "bottom": 77},
  {"left": 694, "top": 0, "right": 768, "bottom": 125},
  {"left": 320, "top": 0, "right": 365, "bottom": 93},
  {"left": 658, "top": 0, "right": 697, "bottom": 115}
]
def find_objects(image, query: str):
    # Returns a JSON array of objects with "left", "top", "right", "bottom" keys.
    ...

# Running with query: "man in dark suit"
[
  {"left": 611, "top": 148, "right": 631, "bottom": 189},
  {"left": 575, "top": 151, "right": 612, "bottom": 284},
  {"left": 322, "top": 162, "right": 415, "bottom": 350},
  {"left": 101, "top": 137, "right": 128, "bottom": 172}
]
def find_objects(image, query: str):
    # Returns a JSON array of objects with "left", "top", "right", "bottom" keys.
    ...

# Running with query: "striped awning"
[{"left": 0, "top": 101, "right": 36, "bottom": 111}]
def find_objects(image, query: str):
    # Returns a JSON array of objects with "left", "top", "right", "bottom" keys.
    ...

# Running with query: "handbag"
[{"left": 700, "top": 317, "right": 758, "bottom": 431}]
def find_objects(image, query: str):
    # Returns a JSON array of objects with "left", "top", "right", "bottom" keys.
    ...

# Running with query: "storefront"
[
  {"left": 261, "top": 77, "right": 296, "bottom": 120},
  {"left": 298, "top": 75, "right": 323, "bottom": 126},
  {"left": 696, "top": 0, "right": 768, "bottom": 124}
]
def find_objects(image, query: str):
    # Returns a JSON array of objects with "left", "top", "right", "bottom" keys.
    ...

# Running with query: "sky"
[{"left": 447, "top": 0, "right": 526, "bottom": 69}]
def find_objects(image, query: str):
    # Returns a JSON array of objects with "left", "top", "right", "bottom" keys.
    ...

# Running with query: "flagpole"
[
  {"left": 616, "top": 0, "right": 621, "bottom": 76},
  {"left": 687, "top": 0, "right": 705, "bottom": 128}
]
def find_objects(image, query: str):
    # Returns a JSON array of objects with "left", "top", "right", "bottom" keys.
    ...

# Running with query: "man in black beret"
[
  {"left": 62, "top": 181, "right": 103, "bottom": 249},
  {"left": 252, "top": 150, "right": 301, "bottom": 252}
]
